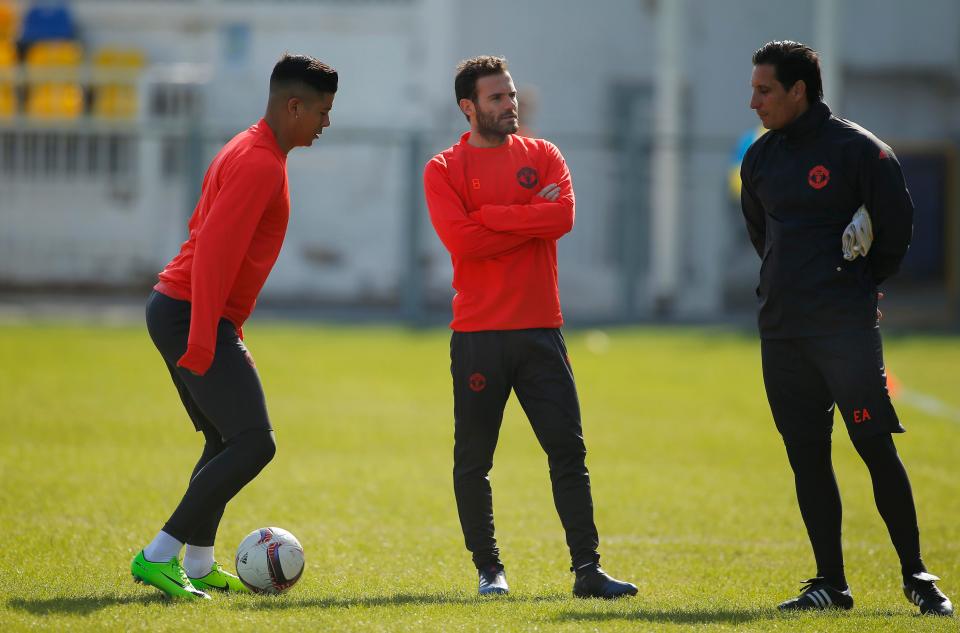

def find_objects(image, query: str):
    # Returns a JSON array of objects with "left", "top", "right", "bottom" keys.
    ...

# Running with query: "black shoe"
[
  {"left": 777, "top": 577, "right": 854, "bottom": 611},
  {"left": 478, "top": 564, "right": 508, "bottom": 595},
  {"left": 903, "top": 572, "right": 954, "bottom": 616},
  {"left": 572, "top": 564, "right": 638, "bottom": 599}
]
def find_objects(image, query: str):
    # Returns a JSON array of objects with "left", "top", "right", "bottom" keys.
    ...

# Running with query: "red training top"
[
  {"left": 155, "top": 119, "right": 289, "bottom": 375},
  {"left": 424, "top": 132, "right": 575, "bottom": 331}
]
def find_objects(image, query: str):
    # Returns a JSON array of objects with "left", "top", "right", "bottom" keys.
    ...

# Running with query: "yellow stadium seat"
[
  {"left": 24, "top": 41, "right": 84, "bottom": 119},
  {"left": 93, "top": 84, "right": 138, "bottom": 119},
  {"left": 92, "top": 46, "right": 145, "bottom": 119},
  {"left": 26, "top": 82, "right": 83, "bottom": 119},
  {"left": 0, "top": 39, "right": 15, "bottom": 67},
  {"left": 0, "top": 82, "right": 15, "bottom": 117},
  {"left": 0, "top": 40, "right": 14, "bottom": 104},
  {"left": 93, "top": 47, "right": 145, "bottom": 69},
  {"left": 0, "top": 40, "right": 14, "bottom": 116},
  {"left": 0, "top": 2, "right": 17, "bottom": 42},
  {"left": 26, "top": 40, "right": 82, "bottom": 67}
]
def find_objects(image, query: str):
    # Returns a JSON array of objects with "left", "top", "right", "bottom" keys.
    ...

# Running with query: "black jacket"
[{"left": 740, "top": 101, "right": 913, "bottom": 338}]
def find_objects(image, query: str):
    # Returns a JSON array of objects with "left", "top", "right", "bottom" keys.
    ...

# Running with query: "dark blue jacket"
[{"left": 740, "top": 101, "right": 913, "bottom": 338}]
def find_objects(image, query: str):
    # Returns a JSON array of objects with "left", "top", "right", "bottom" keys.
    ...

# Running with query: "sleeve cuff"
[{"left": 177, "top": 344, "right": 215, "bottom": 376}]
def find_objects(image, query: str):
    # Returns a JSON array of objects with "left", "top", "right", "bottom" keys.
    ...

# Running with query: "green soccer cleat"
[
  {"left": 189, "top": 562, "right": 249, "bottom": 593},
  {"left": 131, "top": 550, "right": 211, "bottom": 600}
]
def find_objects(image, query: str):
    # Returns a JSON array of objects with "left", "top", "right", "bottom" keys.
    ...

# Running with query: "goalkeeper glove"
[{"left": 842, "top": 206, "right": 873, "bottom": 261}]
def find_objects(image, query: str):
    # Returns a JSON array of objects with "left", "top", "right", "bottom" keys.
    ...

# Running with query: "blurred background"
[{"left": 0, "top": 0, "right": 957, "bottom": 328}]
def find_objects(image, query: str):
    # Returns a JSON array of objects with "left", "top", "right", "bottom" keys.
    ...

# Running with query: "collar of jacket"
[{"left": 776, "top": 101, "right": 831, "bottom": 142}]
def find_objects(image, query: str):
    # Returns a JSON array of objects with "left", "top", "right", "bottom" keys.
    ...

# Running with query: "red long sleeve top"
[
  {"left": 155, "top": 119, "right": 289, "bottom": 375},
  {"left": 424, "top": 132, "right": 575, "bottom": 331}
]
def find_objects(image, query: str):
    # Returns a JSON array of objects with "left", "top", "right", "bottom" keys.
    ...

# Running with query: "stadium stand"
[{"left": 0, "top": 2, "right": 147, "bottom": 120}]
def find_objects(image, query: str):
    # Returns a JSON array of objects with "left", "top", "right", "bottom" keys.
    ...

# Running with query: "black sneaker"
[
  {"left": 478, "top": 564, "right": 508, "bottom": 595},
  {"left": 572, "top": 564, "right": 638, "bottom": 599},
  {"left": 777, "top": 577, "right": 854, "bottom": 611},
  {"left": 903, "top": 572, "right": 953, "bottom": 616}
]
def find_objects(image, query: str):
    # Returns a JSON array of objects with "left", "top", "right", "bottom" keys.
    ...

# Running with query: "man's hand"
[
  {"left": 536, "top": 183, "right": 560, "bottom": 202},
  {"left": 842, "top": 206, "right": 873, "bottom": 261}
]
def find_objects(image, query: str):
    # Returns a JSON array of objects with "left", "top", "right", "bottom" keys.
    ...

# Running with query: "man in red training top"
[
  {"left": 424, "top": 55, "right": 637, "bottom": 599},
  {"left": 130, "top": 54, "right": 337, "bottom": 600}
]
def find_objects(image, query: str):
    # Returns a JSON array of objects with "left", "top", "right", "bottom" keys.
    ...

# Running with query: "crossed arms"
[{"left": 424, "top": 151, "right": 575, "bottom": 260}]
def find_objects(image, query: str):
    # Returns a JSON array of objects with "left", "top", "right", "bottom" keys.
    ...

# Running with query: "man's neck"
[
  {"left": 785, "top": 100, "right": 811, "bottom": 127},
  {"left": 467, "top": 129, "right": 509, "bottom": 148},
  {"left": 263, "top": 112, "right": 293, "bottom": 155}
]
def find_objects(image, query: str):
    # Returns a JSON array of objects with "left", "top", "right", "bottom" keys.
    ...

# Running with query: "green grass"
[{"left": 0, "top": 322, "right": 957, "bottom": 631}]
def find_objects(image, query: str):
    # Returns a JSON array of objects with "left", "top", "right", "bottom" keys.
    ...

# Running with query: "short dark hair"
[
  {"left": 752, "top": 40, "right": 822, "bottom": 104},
  {"left": 270, "top": 53, "right": 338, "bottom": 96},
  {"left": 454, "top": 55, "right": 509, "bottom": 103}
]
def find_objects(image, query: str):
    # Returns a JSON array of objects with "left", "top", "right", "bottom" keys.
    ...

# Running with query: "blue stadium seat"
[{"left": 19, "top": 3, "right": 76, "bottom": 46}]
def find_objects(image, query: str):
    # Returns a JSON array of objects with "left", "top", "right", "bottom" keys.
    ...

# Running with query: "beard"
[{"left": 475, "top": 103, "right": 518, "bottom": 141}]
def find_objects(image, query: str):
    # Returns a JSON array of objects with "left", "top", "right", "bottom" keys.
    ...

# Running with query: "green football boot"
[
  {"left": 189, "top": 562, "right": 249, "bottom": 593},
  {"left": 131, "top": 551, "right": 211, "bottom": 600}
]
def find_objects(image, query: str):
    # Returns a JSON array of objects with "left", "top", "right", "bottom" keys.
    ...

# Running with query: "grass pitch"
[{"left": 0, "top": 321, "right": 957, "bottom": 632}]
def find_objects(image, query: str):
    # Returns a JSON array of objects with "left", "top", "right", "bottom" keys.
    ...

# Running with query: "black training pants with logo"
[
  {"left": 450, "top": 328, "right": 600, "bottom": 570},
  {"left": 761, "top": 327, "right": 923, "bottom": 581},
  {"left": 145, "top": 290, "right": 276, "bottom": 547}
]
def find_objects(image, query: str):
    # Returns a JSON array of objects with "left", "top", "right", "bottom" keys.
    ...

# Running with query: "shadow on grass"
[
  {"left": 8, "top": 594, "right": 169, "bottom": 616},
  {"left": 232, "top": 592, "right": 568, "bottom": 610},
  {"left": 556, "top": 606, "right": 921, "bottom": 625},
  {"left": 556, "top": 607, "right": 770, "bottom": 625}
]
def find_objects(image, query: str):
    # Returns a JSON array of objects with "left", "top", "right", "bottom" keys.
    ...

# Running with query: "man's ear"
[
  {"left": 790, "top": 79, "right": 807, "bottom": 103},
  {"left": 458, "top": 97, "right": 474, "bottom": 121},
  {"left": 287, "top": 96, "right": 302, "bottom": 118}
]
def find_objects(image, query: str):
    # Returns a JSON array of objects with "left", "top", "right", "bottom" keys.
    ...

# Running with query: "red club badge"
[
  {"left": 808, "top": 165, "right": 830, "bottom": 189},
  {"left": 468, "top": 372, "right": 486, "bottom": 392}
]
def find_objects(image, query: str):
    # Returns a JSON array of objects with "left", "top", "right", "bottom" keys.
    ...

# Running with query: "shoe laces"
[
  {"left": 799, "top": 577, "right": 850, "bottom": 597},
  {"left": 799, "top": 577, "right": 828, "bottom": 592},
  {"left": 169, "top": 558, "right": 191, "bottom": 584},
  {"left": 911, "top": 578, "right": 947, "bottom": 601}
]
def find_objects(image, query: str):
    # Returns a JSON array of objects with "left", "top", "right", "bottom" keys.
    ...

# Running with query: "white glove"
[{"left": 842, "top": 206, "right": 873, "bottom": 261}]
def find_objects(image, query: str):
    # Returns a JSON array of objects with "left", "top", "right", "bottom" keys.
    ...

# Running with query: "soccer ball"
[{"left": 235, "top": 527, "right": 305, "bottom": 594}]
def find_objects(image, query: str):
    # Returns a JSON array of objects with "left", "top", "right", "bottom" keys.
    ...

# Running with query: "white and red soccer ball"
[{"left": 235, "top": 527, "right": 305, "bottom": 594}]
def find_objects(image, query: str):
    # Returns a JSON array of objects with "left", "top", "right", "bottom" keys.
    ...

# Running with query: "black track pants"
[
  {"left": 450, "top": 328, "right": 600, "bottom": 570},
  {"left": 763, "top": 329, "right": 923, "bottom": 582}
]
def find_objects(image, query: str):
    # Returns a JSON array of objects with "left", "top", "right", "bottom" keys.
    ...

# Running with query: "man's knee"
[
  {"left": 453, "top": 436, "right": 497, "bottom": 483},
  {"left": 453, "top": 457, "right": 494, "bottom": 484},
  {"left": 544, "top": 428, "right": 586, "bottom": 457},
  {"left": 231, "top": 428, "right": 276, "bottom": 469},
  {"left": 852, "top": 432, "right": 898, "bottom": 467},
  {"left": 544, "top": 438, "right": 587, "bottom": 474},
  {"left": 783, "top": 436, "right": 832, "bottom": 473},
  {"left": 257, "top": 430, "right": 277, "bottom": 466}
]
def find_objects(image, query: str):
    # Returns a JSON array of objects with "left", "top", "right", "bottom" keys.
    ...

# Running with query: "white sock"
[
  {"left": 143, "top": 530, "right": 183, "bottom": 563},
  {"left": 183, "top": 545, "right": 216, "bottom": 579}
]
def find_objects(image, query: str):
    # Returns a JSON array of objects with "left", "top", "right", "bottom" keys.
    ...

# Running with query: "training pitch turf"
[{"left": 1, "top": 322, "right": 957, "bottom": 632}]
